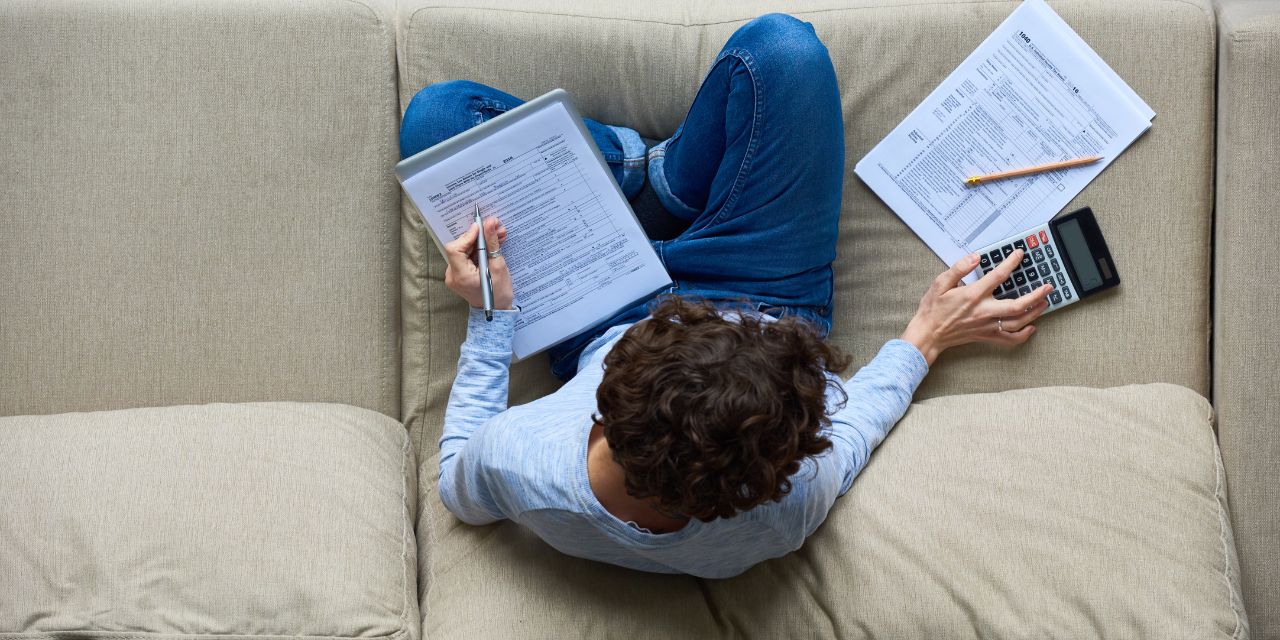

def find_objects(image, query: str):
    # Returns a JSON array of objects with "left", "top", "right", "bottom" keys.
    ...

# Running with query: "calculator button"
[
  {"left": 1050, "top": 258, "right": 1061, "bottom": 272},
  {"left": 1038, "top": 263, "right": 1051, "bottom": 278},
  {"left": 1039, "top": 230, "right": 1049, "bottom": 244},
  {"left": 1032, "top": 248, "right": 1045, "bottom": 263},
  {"left": 990, "top": 250, "right": 1003, "bottom": 264},
  {"left": 1014, "top": 239, "right": 1026, "bottom": 251},
  {"left": 1056, "top": 273, "right": 1067, "bottom": 287},
  {"left": 1027, "top": 268, "right": 1040, "bottom": 282},
  {"left": 1013, "top": 272, "right": 1026, "bottom": 286},
  {"left": 980, "top": 253, "right": 991, "bottom": 269},
  {"left": 1001, "top": 244, "right": 1015, "bottom": 258},
  {"left": 1026, "top": 234, "right": 1039, "bottom": 249},
  {"left": 981, "top": 267, "right": 992, "bottom": 277},
  {"left": 1050, "top": 291, "right": 1062, "bottom": 304},
  {"left": 1020, "top": 254, "right": 1033, "bottom": 269},
  {"left": 1002, "top": 278, "right": 1014, "bottom": 291},
  {"left": 1018, "top": 285, "right": 1032, "bottom": 296},
  {"left": 1062, "top": 286, "right": 1072, "bottom": 300}
]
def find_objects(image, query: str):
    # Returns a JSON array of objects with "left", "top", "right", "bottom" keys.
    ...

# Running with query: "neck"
[{"left": 587, "top": 423, "right": 690, "bottom": 534}]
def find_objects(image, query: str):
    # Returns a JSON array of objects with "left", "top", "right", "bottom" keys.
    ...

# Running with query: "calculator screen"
[{"left": 1057, "top": 218, "right": 1104, "bottom": 291}]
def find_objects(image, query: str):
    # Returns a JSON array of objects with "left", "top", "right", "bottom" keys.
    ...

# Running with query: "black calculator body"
[{"left": 972, "top": 207, "right": 1120, "bottom": 313}]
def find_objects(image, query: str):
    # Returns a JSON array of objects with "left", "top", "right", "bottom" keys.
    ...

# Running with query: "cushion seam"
[
  {"left": 398, "top": 427, "right": 413, "bottom": 635},
  {"left": 404, "top": 16, "right": 437, "bottom": 622},
  {"left": 410, "top": 8, "right": 432, "bottom": 478},
  {"left": 338, "top": 0, "right": 398, "bottom": 418},
  {"left": 405, "top": 0, "right": 1208, "bottom": 28},
  {"left": 1212, "top": 432, "right": 1248, "bottom": 640},
  {"left": 406, "top": 2, "right": 1016, "bottom": 28},
  {"left": 1228, "top": 29, "right": 1280, "bottom": 44},
  {"left": 0, "top": 632, "right": 408, "bottom": 640},
  {"left": 376, "top": 5, "right": 397, "bottom": 418}
]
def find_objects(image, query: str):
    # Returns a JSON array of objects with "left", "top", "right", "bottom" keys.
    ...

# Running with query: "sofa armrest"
[{"left": 1214, "top": 0, "right": 1280, "bottom": 634}]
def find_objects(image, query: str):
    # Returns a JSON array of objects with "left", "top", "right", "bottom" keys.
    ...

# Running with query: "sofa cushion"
[
  {"left": 417, "top": 384, "right": 1245, "bottom": 638},
  {"left": 0, "top": 0, "right": 401, "bottom": 418},
  {"left": 395, "top": 0, "right": 1216, "bottom": 463},
  {"left": 0, "top": 403, "right": 419, "bottom": 639}
]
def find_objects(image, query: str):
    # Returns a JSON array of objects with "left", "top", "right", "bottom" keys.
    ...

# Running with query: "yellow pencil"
[{"left": 964, "top": 155, "right": 1103, "bottom": 186}]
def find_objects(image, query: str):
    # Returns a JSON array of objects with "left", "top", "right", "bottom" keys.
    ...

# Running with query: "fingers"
[
  {"left": 934, "top": 253, "right": 981, "bottom": 292},
  {"left": 1000, "top": 299, "right": 1048, "bottom": 332},
  {"left": 444, "top": 222, "right": 481, "bottom": 274},
  {"left": 993, "top": 281, "right": 1053, "bottom": 316},
  {"left": 975, "top": 249, "right": 1024, "bottom": 292},
  {"left": 482, "top": 216, "right": 504, "bottom": 253},
  {"left": 482, "top": 216, "right": 508, "bottom": 273},
  {"left": 992, "top": 324, "right": 1036, "bottom": 345}
]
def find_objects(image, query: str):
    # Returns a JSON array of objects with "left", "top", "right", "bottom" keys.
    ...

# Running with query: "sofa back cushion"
[
  {"left": 395, "top": 0, "right": 1216, "bottom": 457},
  {"left": 0, "top": 0, "right": 401, "bottom": 417}
]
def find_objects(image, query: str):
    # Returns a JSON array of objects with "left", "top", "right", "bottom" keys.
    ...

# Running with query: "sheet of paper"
[
  {"left": 854, "top": 0, "right": 1154, "bottom": 278},
  {"left": 401, "top": 101, "right": 671, "bottom": 359}
]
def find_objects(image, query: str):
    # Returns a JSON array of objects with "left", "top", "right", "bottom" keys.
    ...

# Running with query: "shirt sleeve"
[
  {"left": 437, "top": 308, "right": 519, "bottom": 525},
  {"left": 826, "top": 338, "right": 930, "bottom": 495}
]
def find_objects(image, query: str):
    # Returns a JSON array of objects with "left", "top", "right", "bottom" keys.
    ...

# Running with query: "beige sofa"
[{"left": 0, "top": 0, "right": 1272, "bottom": 637}]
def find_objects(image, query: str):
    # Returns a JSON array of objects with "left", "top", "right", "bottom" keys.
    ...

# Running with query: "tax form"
[
  {"left": 399, "top": 94, "right": 671, "bottom": 359},
  {"left": 854, "top": 0, "right": 1154, "bottom": 276}
]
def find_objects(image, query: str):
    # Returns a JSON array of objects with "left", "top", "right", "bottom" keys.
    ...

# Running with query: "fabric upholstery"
[
  {"left": 0, "top": 0, "right": 402, "bottom": 418},
  {"left": 416, "top": 383, "right": 1246, "bottom": 638},
  {"left": 395, "top": 0, "right": 1216, "bottom": 461},
  {"left": 0, "top": 402, "right": 419, "bottom": 638},
  {"left": 1214, "top": 0, "right": 1280, "bottom": 635}
]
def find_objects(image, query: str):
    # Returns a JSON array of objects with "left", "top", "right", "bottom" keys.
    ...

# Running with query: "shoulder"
[
  {"left": 467, "top": 408, "right": 593, "bottom": 513},
  {"left": 730, "top": 454, "right": 846, "bottom": 547}
]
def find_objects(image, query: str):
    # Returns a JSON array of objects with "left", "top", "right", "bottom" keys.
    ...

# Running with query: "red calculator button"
[
  {"left": 1039, "top": 230, "right": 1049, "bottom": 244},
  {"left": 1026, "top": 234, "right": 1039, "bottom": 249}
]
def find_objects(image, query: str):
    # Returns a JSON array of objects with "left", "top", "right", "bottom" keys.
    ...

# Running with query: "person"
[{"left": 399, "top": 13, "right": 1052, "bottom": 578}]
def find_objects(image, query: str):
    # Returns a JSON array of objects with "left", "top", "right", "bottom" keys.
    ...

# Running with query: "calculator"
[{"left": 972, "top": 207, "right": 1120, "bottom": 312}]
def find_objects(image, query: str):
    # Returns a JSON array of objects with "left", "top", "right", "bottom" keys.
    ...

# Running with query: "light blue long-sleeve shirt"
[{"left": 439, "top": 308, "right": 929, "bottom": 579}]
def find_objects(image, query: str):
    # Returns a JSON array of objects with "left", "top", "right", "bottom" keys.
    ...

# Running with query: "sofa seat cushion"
[
  {"left": 0, "top": 403, "right": 419, "bottom": 639},
  {"left": 416, "top": 384, "right": 1245, "bottom": 638}
]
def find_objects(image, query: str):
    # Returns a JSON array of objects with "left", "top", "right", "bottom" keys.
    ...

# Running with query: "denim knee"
[
  {"left": 399, "top": 80, "right": 520, "bottom": 159},
  {"left": 722, "top": 13, "right": 833, "bottom": 86}
]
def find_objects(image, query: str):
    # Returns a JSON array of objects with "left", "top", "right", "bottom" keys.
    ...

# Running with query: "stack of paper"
[
  {"left": 398, "top": 92, "right": 671, "bottom": 359},
  {"left": 854, "top": 0, "right": 1154, "bottom": 272}
]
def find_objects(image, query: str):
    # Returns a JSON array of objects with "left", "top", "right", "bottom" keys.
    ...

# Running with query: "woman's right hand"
[
  {"left": 443, "top": 216, "right": 513, "bottom": 311},
  {"left": 900, "top": 249, "right": 1053, "bottom": 365}
]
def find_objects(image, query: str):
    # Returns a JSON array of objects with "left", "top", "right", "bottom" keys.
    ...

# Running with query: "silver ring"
[
  {"left": 487, "top": 249, "right": 502, "bottom": 259},
  {"left": 997, "top": 318, "right": 1005, "bottom": 332}
]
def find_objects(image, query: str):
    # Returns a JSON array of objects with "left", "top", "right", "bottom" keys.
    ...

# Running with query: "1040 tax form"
[
  {"left": 397, "top": 91, "right": 671, "bottom": 359},
  {"left": 854, "top": 0, "right": 1154, "bottom": 273}
]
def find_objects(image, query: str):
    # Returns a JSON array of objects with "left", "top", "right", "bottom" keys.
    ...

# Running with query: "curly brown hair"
[{"left": 593, "top": 296, "right": 853, "bottom": 522}]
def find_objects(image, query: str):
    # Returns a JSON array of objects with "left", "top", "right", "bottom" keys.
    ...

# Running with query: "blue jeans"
[{"left": 400, "top": 13, "right": 845, "bottom": 380}]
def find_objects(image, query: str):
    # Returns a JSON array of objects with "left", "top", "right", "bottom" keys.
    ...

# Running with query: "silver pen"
[{"left": 474, "top": 204, "right": 494, "bottom": 321}]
